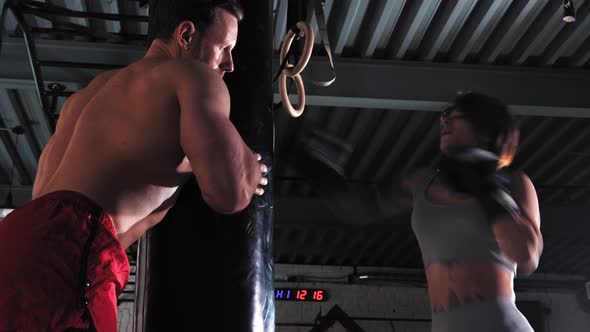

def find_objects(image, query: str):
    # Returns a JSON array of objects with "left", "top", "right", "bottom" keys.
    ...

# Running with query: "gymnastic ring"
[
  {"left": 279, "top": 21, "right": 314, "bottom": 77},
  {"left": 279, "top": 70, "right": 305, "bottom": 118}
]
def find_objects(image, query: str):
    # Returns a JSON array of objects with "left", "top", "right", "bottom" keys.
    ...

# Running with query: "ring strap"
[{"left": 311, "top": 0, "right": 336, "bottom": 87}]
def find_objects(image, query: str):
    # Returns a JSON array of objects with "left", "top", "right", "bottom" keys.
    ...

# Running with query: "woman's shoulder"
[{"left": 506, "top": 169, "right": 535, "bottom": 193}]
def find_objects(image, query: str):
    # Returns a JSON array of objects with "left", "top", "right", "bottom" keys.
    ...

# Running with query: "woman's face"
[{"left": 439, "top": 108, "right": 478, "bottom": 152}]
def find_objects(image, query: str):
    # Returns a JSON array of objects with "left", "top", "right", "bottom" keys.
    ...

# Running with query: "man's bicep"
[
  {"left": 176, "top": 68, "right": 235, "bottom": 169},
  {"left": 175, "top": 67, "right": 259, "bottom": 213},
  {"left": 179, "top": 106, "right": 236, "bottom": 166}
]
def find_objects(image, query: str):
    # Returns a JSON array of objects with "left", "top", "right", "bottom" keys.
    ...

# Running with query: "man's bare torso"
[{"left": 33, "top": 58, "right": 194, "bottom": 248}]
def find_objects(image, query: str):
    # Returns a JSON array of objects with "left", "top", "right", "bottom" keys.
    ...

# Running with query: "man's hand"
[{"left": 255, "top": 153, "right": 268, "bottom": 196}]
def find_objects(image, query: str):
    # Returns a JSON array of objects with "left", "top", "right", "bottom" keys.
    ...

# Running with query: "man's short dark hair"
[{"left": 148, "top": 0, "right": 243, "bottom": 44}]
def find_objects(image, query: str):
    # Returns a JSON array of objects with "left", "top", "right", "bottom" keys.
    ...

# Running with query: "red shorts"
[{"left": 0, "top": 191, "right": 130, "bottom": 332}]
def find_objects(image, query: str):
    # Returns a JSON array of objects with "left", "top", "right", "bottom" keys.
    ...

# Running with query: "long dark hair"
[
  {"left": 449, "top": 92, "right": 519, "bottom": 168},
  {"left": 148, "top": 0, "right": 244, "bottom": 44}
]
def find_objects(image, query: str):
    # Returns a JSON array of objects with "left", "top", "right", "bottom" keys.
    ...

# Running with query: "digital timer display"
[{"left": 275, "top": 288, "right": 327, "bottom": 302}]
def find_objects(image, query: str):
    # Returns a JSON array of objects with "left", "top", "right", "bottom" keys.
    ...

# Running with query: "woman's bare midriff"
[{"left": 425, "top": 261, "right": 514, "bottom": 313}]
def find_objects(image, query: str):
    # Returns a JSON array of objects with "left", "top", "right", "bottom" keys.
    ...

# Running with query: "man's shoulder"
[
  {"left": 65, "top": 70, "right": 120, "bottom": 109},
  {"left": 86, "top": 69, "right": 120, "bottom": 89},
  {"left": 160, "top": 60, "right": 228, "bottom": 99},
  {"left": 96, "top": 69, "right": 120, "bottom": 81},
  {"left": 157, "top": 59, "right": 214, "bottom": 80}
]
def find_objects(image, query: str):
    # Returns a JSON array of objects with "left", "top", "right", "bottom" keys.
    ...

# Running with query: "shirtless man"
[{"left": 0, "top": 1, "right": 266, "bottom": 331}]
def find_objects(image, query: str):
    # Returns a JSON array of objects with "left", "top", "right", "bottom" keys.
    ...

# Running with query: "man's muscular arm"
[{"left": 174, "top": 61, "right": 263, "bottom": 214}]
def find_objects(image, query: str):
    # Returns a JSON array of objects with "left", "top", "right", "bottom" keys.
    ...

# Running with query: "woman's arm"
[{"left": 492, "top": 171, "right": 543, "bottom": 275}]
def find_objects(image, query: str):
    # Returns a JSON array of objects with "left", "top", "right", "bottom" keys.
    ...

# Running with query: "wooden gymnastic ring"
[
  {"left": 278, "top": 70, "right": 305, "bottom": 118},
  {"left": 279, "top": 21, "right": 314, "bottom": 77}
]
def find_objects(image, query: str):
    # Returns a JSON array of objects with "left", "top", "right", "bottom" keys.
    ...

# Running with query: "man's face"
[{"left": 189, "top": 9, "right": 238, "bottom": 77}]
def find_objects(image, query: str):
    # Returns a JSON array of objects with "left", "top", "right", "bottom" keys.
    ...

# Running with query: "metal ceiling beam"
[
  {"left": 533, "top": 130, "right": 590, "bottom": 182},
  {"left": 359, "top": 0, "right": 406, "bottom": 58},
  {"left": 543, "top": 3, "right": 590, "bottom": 65},
  {"left": 538, "top": 152, "right": 588, "bottom": 191},
  {"left": 2, "top": 38, "right": 590, "bottom": 118},
  {"left": 91, "top": 0, "right": 122, "bottom": 37},
  {"left": 350, "top": 111, "right": 401, "bottom": 179},
  {"left": 513, "top": 118, "right": 554, "bottom": 159},
  {"left": 572, "top": 34, "right": 590, "bottom": 67},
  {"left": 279, "top": 57, "right": 590, "bottom": 118},
  {"left": 421, "top": 0, "right": 478, "bottom": 61},
  {"left": 482, "top": 0, "right": 549, "bottom": 64},
  {"left": 391, "top": 0, "right": 441, "bottom": 59},
  {"left": 375, "top": 112, "right": 429, "bottom": 180},
  {"left": 273, "top": 0, "right": 288, "bottom": 50},
  {"left": 514, "top": 0, "right": 588, "bottom": 65},
  {"left": 451, "top": 0, "right": 512, "bottom": 62},
  {"left": 64, "top": 0, "right": 90, "bottom": 28},
  {"left": 328, "top": 0, "right": 366, "bottom": 55},
  {"left": 519, "top": 118, "right": 577, "bottom": 174},
  {"left": 0, "top": 37, "right": 143, "bottom": 73},
  {"left": 344, "top": 110, "right": 389, "bottom": 179},
  {"left": 1, "top": 0, "right": 18, "bottom": 31}
]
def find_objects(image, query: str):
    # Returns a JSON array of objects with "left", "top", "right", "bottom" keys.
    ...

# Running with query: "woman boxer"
[{"left": 403, "top": 92, "right": 543, "bottom": 331}]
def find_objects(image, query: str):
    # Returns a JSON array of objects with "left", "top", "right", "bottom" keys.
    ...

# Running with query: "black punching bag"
[{"left": 134, "top": 1, "right": 275, "bottom": 331}]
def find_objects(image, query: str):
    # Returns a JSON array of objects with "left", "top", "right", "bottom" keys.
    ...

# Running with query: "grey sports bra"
[{"left": 411, "top": 170, "right": 516, "bottom": 273}]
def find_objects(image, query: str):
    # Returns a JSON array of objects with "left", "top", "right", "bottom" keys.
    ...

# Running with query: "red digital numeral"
[
  {"left": 296, "top": 290, "right": 308, "bottom": 300},
  {"left": 313, "top": 290, "right": 324, "bottom": 301}
]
